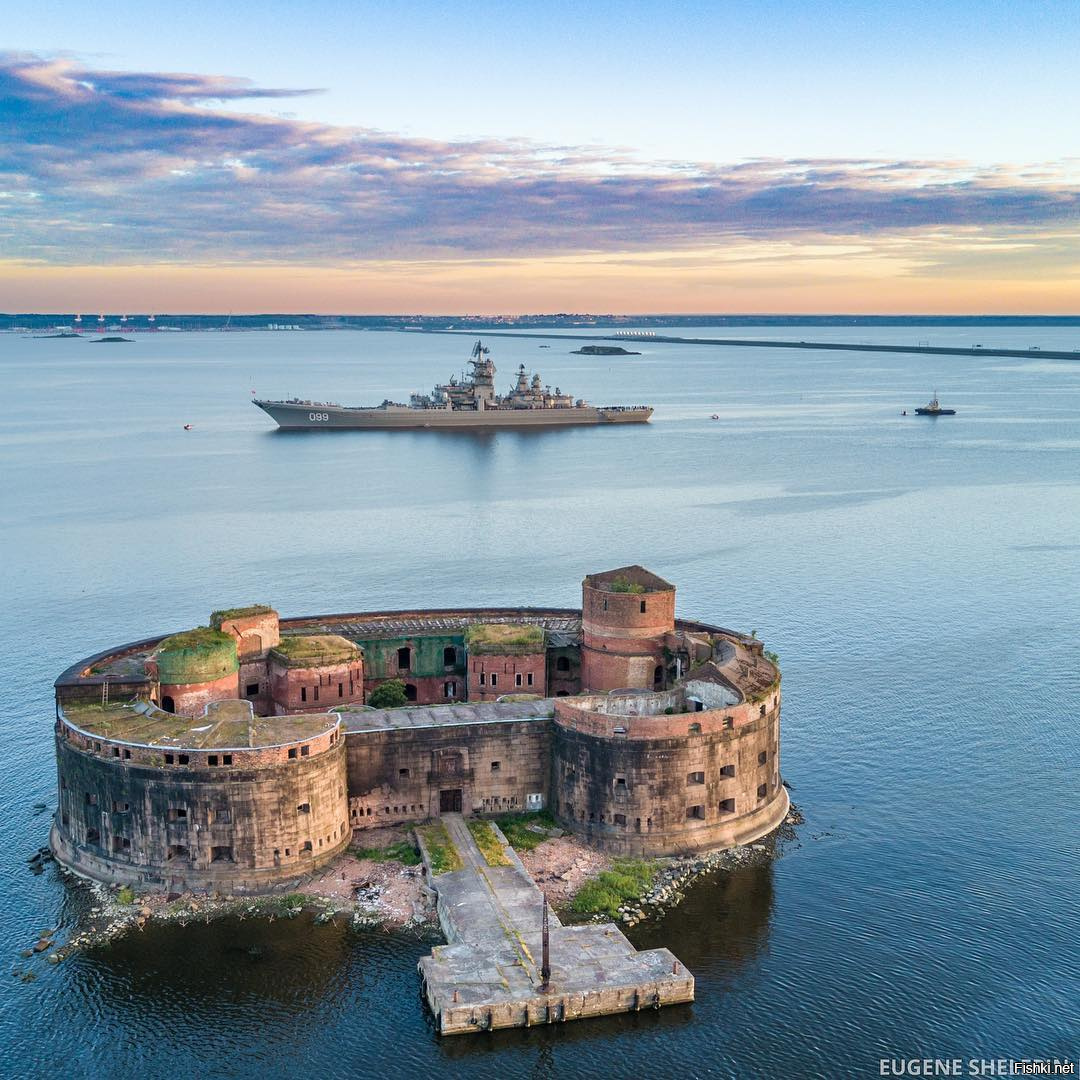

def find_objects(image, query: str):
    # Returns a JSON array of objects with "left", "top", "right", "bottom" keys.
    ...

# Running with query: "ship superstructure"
[{"left": 254, "top": 340, "right": 652, "bottom": 430}]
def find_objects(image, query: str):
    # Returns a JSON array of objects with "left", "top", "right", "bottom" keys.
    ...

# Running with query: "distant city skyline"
[{"left": 4, "top": 1, "right": 1079, "bottom": 313}]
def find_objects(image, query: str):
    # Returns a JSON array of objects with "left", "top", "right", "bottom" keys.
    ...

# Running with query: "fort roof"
[
  {"left": 155, "top": 626, "right": 234, "bottom": 653},
  {"left": 583, "top": 565, "right": 674, "bottom": 593},
  {"left": 61, "top": 698, "right": 337, "bottom": 749},
  {"left": 338, "top": 698, "right": 553, "bottom": 733},
  {"left": 465, "top": 623, "right": 545, "bottom": 655},
  {"left": 210, "top": 604, "right": 275, "bottom": 628},
  {"left": 270, "top": 634, "right": 361, "bottom": 667}
]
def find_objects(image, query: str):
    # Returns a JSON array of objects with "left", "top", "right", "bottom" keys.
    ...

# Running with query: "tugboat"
[
  {"left": 253, "top": 340, "right": 653, "bottom": 430},
  {"left": 914, "top": 392, "right": 956, "bottom": 416}
]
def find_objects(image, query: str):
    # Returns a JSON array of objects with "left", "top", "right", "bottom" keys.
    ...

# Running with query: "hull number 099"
[{"left": 309, "top": 412, "right": 329, "bottom": 422}]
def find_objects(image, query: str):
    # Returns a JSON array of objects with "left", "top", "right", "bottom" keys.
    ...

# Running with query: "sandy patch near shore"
[
  {"left": 297, "top": 827, "right": 434, "bottom": 927},
  {"left": 518, "top": 835, "right": 613, "bottom": 907}
]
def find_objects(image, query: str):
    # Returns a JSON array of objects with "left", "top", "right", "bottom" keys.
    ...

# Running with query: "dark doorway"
[
  {"left": 439, "top": 789, "right": 463, "bottom": 813},
  {"left": 161, "top": 695, "right": 175, "bottom": 713},
  {"left": 404, "top": 683, "right": 418, "bottom": 702}
]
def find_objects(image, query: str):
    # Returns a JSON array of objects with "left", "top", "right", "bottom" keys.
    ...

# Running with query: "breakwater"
[{"left": 429, "top": 328, "right": 1080, "bottom": 361}]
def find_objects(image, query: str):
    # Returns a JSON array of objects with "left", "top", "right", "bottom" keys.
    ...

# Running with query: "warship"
[{"left": 253, "top": 340, "right": 653, "bottom": 430}]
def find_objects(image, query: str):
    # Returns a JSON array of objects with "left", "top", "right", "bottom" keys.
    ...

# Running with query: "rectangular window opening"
[
  {"left": 245, "top": 682, "right": 260, "bottom": 697},
  {"left": 687, "top": 771, "right": 705, "bottom": 786},
  {"left": 719, "top": 798, "right": 735, "bottom": 814},
  {"left": 686, "top": 804, "right": 705, "bottom": 820}
]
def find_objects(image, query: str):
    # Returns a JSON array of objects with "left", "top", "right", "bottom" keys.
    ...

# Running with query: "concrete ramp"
[{"left": 416, "top": 814, "right": 693, "bottom": 1035}]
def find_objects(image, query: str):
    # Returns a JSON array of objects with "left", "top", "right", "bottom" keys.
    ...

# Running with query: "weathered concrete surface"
[{"left": 417, "top": 814, "right": 693, "bottom": 1035}]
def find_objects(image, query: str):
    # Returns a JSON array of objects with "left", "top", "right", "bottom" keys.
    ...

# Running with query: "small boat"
[
  {"left": 711, "top": 414, "right": 719, "bottom": 420},
  {"left": 183, "top": 424, "right": 193, "bottom": 431},
  {"left": 914, "top": 392, "right": 955, "bottom": 416}
]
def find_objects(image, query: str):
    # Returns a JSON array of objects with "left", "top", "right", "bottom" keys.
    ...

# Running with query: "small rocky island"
[{"left": 571, "top": 344, "right": 640, "bottom": 355}]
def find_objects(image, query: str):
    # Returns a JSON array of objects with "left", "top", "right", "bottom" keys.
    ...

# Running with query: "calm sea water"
[{"left": 1, "top": 327, "right": 1078, "bottom": 1080}]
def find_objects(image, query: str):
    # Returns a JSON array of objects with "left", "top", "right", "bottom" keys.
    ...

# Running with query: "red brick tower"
[{"left": 580, "top": 566, "right": 676, "bottom": 692}]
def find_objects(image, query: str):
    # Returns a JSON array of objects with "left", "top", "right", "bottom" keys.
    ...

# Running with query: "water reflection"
[{"left": 630, "top": 859, "right": 776, "bottom": 980}]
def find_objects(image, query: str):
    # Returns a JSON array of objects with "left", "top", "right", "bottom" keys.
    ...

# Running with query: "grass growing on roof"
[
  {"left": 570, "top": 859, "right": 657, "bottom": 918},
  {"left": 467, "top": 820, "right": 510, "bottom": 866},
  {"left": 465, "top": 623, "right": 545, "bottom": 655},
  {"left": 418, "top": 823, "right": 462, "bottom": 875},
  {"left": 210, "top": 605, "right": 273, "bottom": 628},
  {"left": 493, "top": 810, "right": 558, "bottom": 852},
  {"left": 157, "top": 626, "right": 234, "bottom": 652},
  {"left": 270, "top": 634, "right": 358, "bottom": 666},
  {"left": 608, "top": 576, "right": 646, "bottom": 594}
]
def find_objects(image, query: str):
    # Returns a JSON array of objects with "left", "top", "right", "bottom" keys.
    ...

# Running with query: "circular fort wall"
[
  {"left": 551, "top": 697, "right": 786, "bottom": 857},
  {"left": 50, "top": 721, "right": 350, "bottom": 893}
]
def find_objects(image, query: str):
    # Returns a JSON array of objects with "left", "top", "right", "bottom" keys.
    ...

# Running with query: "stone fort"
[{"left": 51, "top": 565, "right": 787, "bottom": 892}]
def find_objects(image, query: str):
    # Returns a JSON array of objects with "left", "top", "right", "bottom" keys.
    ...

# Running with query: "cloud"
[{"left": 2, "top": 52, "right": 1078, "bottom": 265}]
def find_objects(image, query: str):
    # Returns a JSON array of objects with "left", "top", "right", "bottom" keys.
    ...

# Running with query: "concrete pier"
[{"left": 416, "top": 815, "right": 694, "bottom": 1036}]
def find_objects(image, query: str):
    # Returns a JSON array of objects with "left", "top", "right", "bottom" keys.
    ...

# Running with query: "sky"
[{"left": 3, "top": 0, "right": 1079, "bottom": 314}]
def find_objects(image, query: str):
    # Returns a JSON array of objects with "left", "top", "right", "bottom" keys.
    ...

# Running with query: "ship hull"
[
  {"left": 914, "top": 408, "right": 956, "bottom": 416},
  {"left": 254, "top": 400, "right": 652, "bottom": 429}
]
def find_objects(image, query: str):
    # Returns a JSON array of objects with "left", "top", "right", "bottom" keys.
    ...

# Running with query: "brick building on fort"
[{"left": 50, "top": 566, "right": 787, "bottom": 892}]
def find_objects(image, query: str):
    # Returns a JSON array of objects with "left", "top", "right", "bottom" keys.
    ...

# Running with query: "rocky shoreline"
[{"left": 18, "top": 807, "right": 803, "bottom": 972}]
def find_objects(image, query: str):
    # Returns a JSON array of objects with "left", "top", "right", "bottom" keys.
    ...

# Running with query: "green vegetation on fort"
[
  {"left": 418, "top": 824, "right": 462, "bottom": 875},
  {"left": 465, "top": 623, "right": 545, "bottom": 655},
  {"left": 493, "top": 810, "right": 558, "bottom": 852},
  {"left": 157, "top": 626, "right": 234, "bottom": 653},
  {"left": 570, "top": 859, "right": 657, "bottom": 919},
  {"left": 210, "top": 605, "right": 273, "bottom": 628},
  {"left": 467, "top": 820, "right": 510, "bottom": 866},
  {"left": 367, "top": 679, "right": 408, "bottom": 709},
  {"left": 116, "top": 885, "right": 135, "bottom": 905},
  {"left": 352, "top": 839, "right": 422, "bottom": 866},
  {"left": 608, "top": 576, "right": 646, "bottom": 594},
  {"left": 271, "top": 634, "right": 358, "bottom": 667}
]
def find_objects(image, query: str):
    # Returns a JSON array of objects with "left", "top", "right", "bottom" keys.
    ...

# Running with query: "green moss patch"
[
  {"left": 465, "top": 623, "right": 545, "bottom": 655},
  {"left": 493, "top": 810, "right": 558, "bottom": 852},
  {"left": 352, "top": 840, "right": 421, "bottom": 866},
  {"left": 157, "top": 626, "right": 234, "bottom": 653},
  {"left": 570, "top": 859, "right": 657, "bottom": 918},
  {"left": 467, "top": 820, "right": 510, "bottom": 866},
  {"left": 418, "top": 823, "right": 463, "bottom": 875},
  {"left": 608, "top": 576, "right": 646, "bottom": 594}
]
